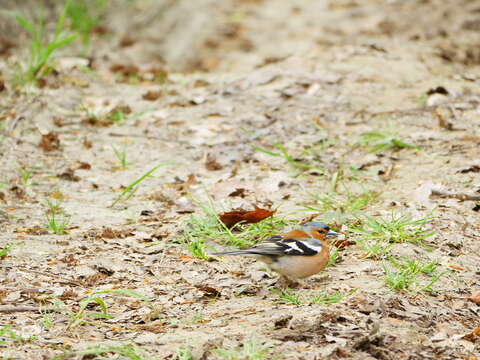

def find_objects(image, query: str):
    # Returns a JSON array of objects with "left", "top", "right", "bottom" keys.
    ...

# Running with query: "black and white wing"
[{"left": 211, "top": 235, "right": 322, "bottom": 257}]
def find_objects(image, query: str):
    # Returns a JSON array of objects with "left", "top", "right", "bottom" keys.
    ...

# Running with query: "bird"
[{"left": 211, "top": 222, "right": 339, "bottom": 285}]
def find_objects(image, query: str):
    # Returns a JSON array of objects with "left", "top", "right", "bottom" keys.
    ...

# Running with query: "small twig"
[
  {"left": 108, "top": 132, "right": 188, "bottom": 144},
  {"left": 13, "top": 267, "right": 84, "bottom": 287},
  {"left": 0, "top": 305, "right": 55, "bottom": 313},
  {"left": 431, "top": 189, "right": 480, "bottom": 201},
  {"left": 0, "top": 287, "right": 53, "bottom": 294}
]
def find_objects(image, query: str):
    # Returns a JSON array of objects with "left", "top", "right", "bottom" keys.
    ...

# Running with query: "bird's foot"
[{"left": 276, "top": 276, "right": 301, "bottom": 289}]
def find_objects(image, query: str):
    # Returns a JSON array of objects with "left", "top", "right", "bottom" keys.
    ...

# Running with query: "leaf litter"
[{"left": 0, "top": 0, "right": 480, "bottom": 359}]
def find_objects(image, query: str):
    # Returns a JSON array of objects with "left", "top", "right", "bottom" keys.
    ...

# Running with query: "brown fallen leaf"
[
  {"left": 119, "top": 35, "right": 135, "bottom": 47},
  {"left": 205, "top": 154, "right": 223, "bottom": 171},
  {"left": 39, "top": 132, "right": 61, "bottom": 152},
  {"left": 142, "top": 90, "right": 161, "bottom": 101},
  {"left": 58, "top": 168, "right": 80, "bottom": 182},
  {"left": 96, "top": 227, "right": 133, "bottom": 239},
  {"left": 9, "top": 186, "right": 26, "bottom": 200},
  {"left": 228, "top": 188, "right": 247, "bottom": 197},
  {"left": 75, "top": 161, "right": 91, "bottom": 170},
  {"left": 219, "top": 206, "right": 275, "bottom": 228},
  {"left": 461, "top": 327, "right": 480, "bottom": 342},
  {"left": 332, "top": 239, "right": 355, "bottom": 249},
  {"left": 196, "top": 285, "right": 221, "bottom": 297}
]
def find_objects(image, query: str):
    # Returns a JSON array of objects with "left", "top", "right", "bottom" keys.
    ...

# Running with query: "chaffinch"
[{"left": 211, "top": 222, "right": 339, "bottom": 283}]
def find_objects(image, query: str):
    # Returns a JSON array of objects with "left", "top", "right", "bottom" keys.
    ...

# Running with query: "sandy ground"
[{"left": 0, "top": 0, "right": 479, "bottom": 359}]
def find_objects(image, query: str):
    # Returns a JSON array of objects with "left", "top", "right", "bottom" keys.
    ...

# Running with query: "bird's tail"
[{"left": 210, "top": 250, "right": 262, "bottom": 256}]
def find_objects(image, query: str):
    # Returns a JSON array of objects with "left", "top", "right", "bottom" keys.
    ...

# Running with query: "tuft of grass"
[
  {"left": 348, "top": 213, "right": 434, "bottom": 259},
  {"left": 175, "top": 346, "right": 193, "bottom": 360},
  {"left": 108, "top": 107, "right": 130, "bottom": 125},
  {"left": 184, "top": 237, "right": 210, "bottom": 260},
  {"left": 181, "top": 201, "right": 289, "bottom": 259},
  {"left": 52, "top": 343, "right": 158, "bottom": 360},
  {"left": 110, "top": 162, "right": 173, "bottom": 207},
  {"left": 213, "top": 337, "right": 273, "bottom": 360},
  {"left": 254, "top": 142, "right": 324, "bottom": 173},
  {"left": 69, "top": 288, "right": 150, "bottom": 328},
  {"left": 358, "top": 131, "right": 420, "bottom": 153},
  {"left": 112, "top": 145, "right": 130, "bottom": 170},
  {"left": 349, "top": 213, "right": 434, "bottom": 246},
  {"left": 271, "top": 287, "right": 354, "bottom": 305},
  {"left": 327, "top": 246, "right": 340, "bottom": 267},
  {"left": 270, "top": 287, "right": 303, "bottom": 305},
  {"left": 0, "top": 325, "right": 37, "bottom": 345},
  {"left": 45, "top": 199, "right": 70, "bottom": 235},
  {"left": 383, "top": 257, "right": 446, "bottom": 292},
  {"left": 0, "top": 243, "right": 13, "bottom": 259},
  {"left": 67, "top": 0, "right": 108, "bottom": 49},
  {"left": 303, "top": 189, "right": 377, "bottom": 223},
  {"left": 19, "top": 167, "right": 34, "bottom": 186},
  {"left": 6, "top": 0, "right": 78, "bottom": 85},
  {"left": 305, "top": 190, "right": 377, "bottom": 214}
]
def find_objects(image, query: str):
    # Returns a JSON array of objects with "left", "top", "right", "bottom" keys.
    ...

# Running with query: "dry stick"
[
  {"left": 108, "top": 132, "right": 188, "bottom": 145},
  {"left": 12, "top": 267, "right": 84, "bottom": 287},
  {"left": 0, "top": 305, "right": 55, "bottom": 313},
  {"left": 0, "top": 287, "right": 53, "bottom": 294},
  {"left": 431, "top": 189, "right": 480, "bottom": 201}
]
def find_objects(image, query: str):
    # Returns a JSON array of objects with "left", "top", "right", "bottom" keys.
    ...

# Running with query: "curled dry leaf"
[
  {"left": 205, "top": 154, "right": 223, "bottom": 171},
  {"left": 142, "top": 90, "right": 161, "bottom": 101},
  {"left": 218, "top": 206, "right": 275, "bottom": 228},
  {"left": 332, "top": 239, "right": 355, "bottom": 249},
  {"left": 228, "top": 188, "right": 247, "bottom": 197},
  {"left": 39, "top": 132, "right": 61, "bottom": 152},
  {"left": 58, "top": 168, "right": 80, "bottom": 182},
  {"left": 196, "top": 285, "right": 221, "bottom": 298}
]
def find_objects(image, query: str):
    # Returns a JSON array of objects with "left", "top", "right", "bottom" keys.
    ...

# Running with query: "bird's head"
[{"left": 301, "top": 221, "right": 339, "bottom": 240}]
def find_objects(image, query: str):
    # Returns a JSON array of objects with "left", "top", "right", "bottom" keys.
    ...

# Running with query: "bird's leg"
[{"left": 276, "top": 275, "right": 301, "bottom": 288}]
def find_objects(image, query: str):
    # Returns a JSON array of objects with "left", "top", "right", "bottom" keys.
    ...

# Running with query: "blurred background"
[{"left": 1, "top": 0, "right": 479, "bottom": 79}]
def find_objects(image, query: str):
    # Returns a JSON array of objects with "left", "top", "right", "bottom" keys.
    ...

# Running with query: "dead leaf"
[
  {"left": 39, "top": 132, "right": 61, "bottom": 152},
  {"left": 170, "top": 174, "right": 196, "bottom": 192},
  {"left": 434, "top": 106, "right": 454, "bottom": 130},
  {"left": 75, "top": 161, "right": 91, "bottom": 170},
  {"left": 83, "top": 138, "right": 93, "bottom": 149},
  {"left": 219, "top": 206, "right": 275, "bottom": 228},
  {"left": 23, "top": 225, "right": 48, "bottom": 236},
  {"left": 142, "top": 90, "right": 161, "bottom": 101},
  {"left": 119, "top": 35, "right": 135, "bottom": 47},
  {"left": 136, "top": 324, "right": 165, "bottom": 334},
  {"left": 332, "top": 239, "right": 355, "bottom": 248},
  {"left": 196, "top": 285, "right": 221, "bottom": 297},
  {"left": 97, "top": 227, "right": 133, "bottom": 239},
  {"left": 427, "top": 86, "right": 449, "bottom": 95},
  {"left": 205, "top": 154, "right": 223, "bottom": 170},
  {"left": 175, "top": 197, "right": 195, "bottom": 213},
  {"left": 457, "top": 165, "right": 480, "bottom": 173},
  {"left": 58, "top": 168, "right": 80, "bottom": 182},
  {"left": 461, "top": 327, "right": 480, "bottom": 342},
  {"left": 9, "top": 186, "right": 26, "bottom": 200},
  {"left": 110, "top": 64, "right": 139, "bottom": 77},
  {"left": 228, "top": 188, "right": 247, "bottom": 197}
]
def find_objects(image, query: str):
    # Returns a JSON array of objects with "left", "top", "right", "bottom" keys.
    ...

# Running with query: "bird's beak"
[{"left": 326, "top": 230, "right": 339, "bottom": 238}]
